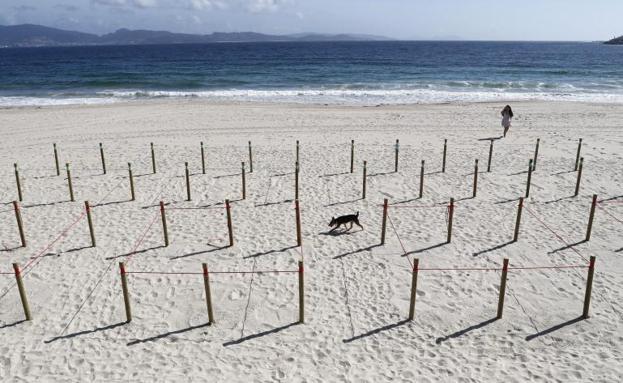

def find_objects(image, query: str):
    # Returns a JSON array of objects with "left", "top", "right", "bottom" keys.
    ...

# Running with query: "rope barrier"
[
  {"left": 166, "top": 206, "right": 224, "bottom": 211},
  {"left": 596, "top": 203, "right": 623, "bottom": 225},
  {"left": 523, "top": 203, "right": 589, "bottom": 262},
  {"left": 22, "top": 211, "right": 87, "bottom": 272},
  {"left": 598, "top": 199, "right": 623, "bottom": 205},
  {"left": 126, "top": 269, "right": 298, "bottom": 275},
  {"left": 0, "top": 177, "right": 126, "bottom": 295},
  {"left": 388, "top": 204, "right": 447, "bottom": 209},
  {"left": 507, "top": 265, "right": 588, "bottom": 270},
  {"left": 412, "top": 264, "right": 588, "bottom": 272},
  {"left": 387, "top": 212, "right": 413, "bottom": 269},
  {"left": 124, "top": 210, "right": 161, "bottom": 265}
]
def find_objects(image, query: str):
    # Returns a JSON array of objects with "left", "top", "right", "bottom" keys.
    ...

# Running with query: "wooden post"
[
  {"left": 66, "top": 163, "right": 75, "bottom": 202},
  {"left": 350, "top": 140, "right": 355, "bottom": 173},
  {"left": 298, "top": 260, "right": 304, "bottom": 324},
  {"left": 226, "top": 199, "right": 234, "bottom": 247},
  {"left": 362, "top": 161, "right": 367, "bottom": 200},
  {"left": 296, "top": 140, "right": 300, "bottom": 164},
  {"left": 200, "top": 142, "right": 206, "bottom": 175},
  {"left": 53, "top": 143, "right": 60, "bottom": 176},
  {"left": 119, "top": 262, "right": 132, "bottom": 323},
  {"left": 248, "top": 141, "right": 253, "bottom": 173},
  {"left": 240, "top": 162, "right": 246, "bottom": 200},
  {"left": 202, "top": 263, "right": 215, "bottom": 325},
  {"left": 513, "top": 197, "right": 524, "bottom": 243},
  {"left": 442, "top": 139, "right": 447, "bottom": 173},
  {"left": 447, "top": 198, "right": 455, "bottom": 243},
  {"left": 408, "top": 258, "right": 419, "bottom": 321},
  {"left": 496, "top": 258, "right": 509, "bottom": 319},
  {"left": 487, "top": 139, "right": 494, "bottom": 172},
  {"left": 14, "top": 163, "right": 23, "bottom": 202},
  {"left": 574, "top": 138, "right": 583, "bottom": 171},
  {"left": 12, "top": 263, "right": 31, "bottom": 321},
  {"left": 160, "top": 201, "right": 169, "bottom": 247},
  {"left": 150, "top": 142, "right": 156, "bottom": 174},
  {"left": 99, "top": 143, "right": 106, "bottom": 175},
  {"left": 586, "top": 194, "right": 597, "bottom": 241},
  {"left": 128, "top": 163, "right": 135, "bottom": 201},
  {"left": 574, "top": 157, "right": 584, "bottom": 197},
  {"left": 525, "top": 159, "right": 533, "bottom": 198},
  {"left": 13, "top": 201, "right": 26, "bottom": 247},
  {"left": 419, "top": 160, "right": 425, "bottom": 199},
  {"left": 533, "top": 138, "right": 540, "bottom": 171},
  {"left": 85, "top": 201, "right": 96, "bottom": 247},
  {"left": 185, "top": 162, "right": 191, "bottom": 201},
  {"left": 295, "top": 161, "right": 299, "bottom": 201},
  {"left": 473, "top": 159, "right": 479, "bottom": 198},
  {"left": 295, "top": 199, "right": 302, "bottom": 246},
  {"left": 380, "top": 198, "right": 388, "bottom": 245},
  {"left": 582, "top": 256, "right": 596, "bottom": 319},
  {"left": 394, "top": 139, "right": 399, "bottom": 172}
]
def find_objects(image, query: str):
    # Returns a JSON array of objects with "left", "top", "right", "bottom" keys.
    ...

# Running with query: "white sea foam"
[{"left": 3, "top": 88, "right": 623, "bottom": 107}]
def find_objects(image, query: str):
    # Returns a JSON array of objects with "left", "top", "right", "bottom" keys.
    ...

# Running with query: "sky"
[{"left": 1, "top": 0, "right": 622, "bottom": 41}]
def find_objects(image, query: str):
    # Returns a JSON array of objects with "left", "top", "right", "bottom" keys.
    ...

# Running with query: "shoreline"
[{"left": 2, "top": 97, "right": 622, "bottom": 112}]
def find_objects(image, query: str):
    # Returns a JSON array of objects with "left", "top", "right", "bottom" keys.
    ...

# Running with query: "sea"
[{"left": 1, "top": 41, "right": 622, "bottom": 106}]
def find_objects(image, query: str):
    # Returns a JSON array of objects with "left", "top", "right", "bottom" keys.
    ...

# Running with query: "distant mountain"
[
  {"left": 0, "top": 24, "right": 392, "bottom": 47},
  {"left": 0, "top": 24, "right": 99, "bottom": 46},
  {"left": 604, "top": 36, "right": 623, "bottom": 45}
]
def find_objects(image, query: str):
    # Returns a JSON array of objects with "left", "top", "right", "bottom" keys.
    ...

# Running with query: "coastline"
[{"left": 2, "top": 96, "right": 623, "bottom": 112}]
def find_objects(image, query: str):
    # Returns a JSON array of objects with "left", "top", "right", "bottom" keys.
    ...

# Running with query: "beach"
[{"left": 0, "top": 99, "right": 622, "bottom": 382}]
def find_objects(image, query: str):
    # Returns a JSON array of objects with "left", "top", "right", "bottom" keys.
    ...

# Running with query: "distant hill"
[
  {"left": 0, "top": 24, "right": 99, "bottom": 46},
  {"left": 0, "top": 24, "right": 391, "bottom": 47},
  {"left": 604, "top": 36, "right": 623, "bottom": 45}
]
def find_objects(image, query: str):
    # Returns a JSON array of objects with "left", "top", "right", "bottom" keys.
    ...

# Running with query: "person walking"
[{"left": 501, "top": 105, "right": 513, "bottom": 138}]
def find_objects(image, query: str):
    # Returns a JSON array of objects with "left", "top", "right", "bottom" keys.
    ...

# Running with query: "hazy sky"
[{"left": 1, "top": 0, "right": 622, "bottom": 40}]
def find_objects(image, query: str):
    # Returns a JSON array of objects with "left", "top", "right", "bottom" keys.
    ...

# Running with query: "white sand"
[{"left": 0, "top": 100, "right": 622, "bottom": 382}]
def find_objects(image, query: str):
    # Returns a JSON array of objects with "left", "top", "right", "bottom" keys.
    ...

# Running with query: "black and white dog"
[{"left": 329, "top": 212, "right": 364, "bottom": 233}]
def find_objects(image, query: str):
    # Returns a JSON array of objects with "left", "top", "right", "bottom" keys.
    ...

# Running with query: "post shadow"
[
  {"left": 473, "top": 241, "right": 513, "bottom": 257},
  {"left": 404, "top": 242, "right": 447, "bottom": 256},
  {"left": 334, "top": 244, "right": 381, "bottom": 259},
  {"left": 435, "top": 317, "right": 497, "bottom": 344},
  {"left": 548, "top": 239, "right": 587, "bottom": 254},
  {"left": 45, "top": 321, "right": 127, "bottom": 343},
  {"left": 244, "top": 245, "right": 298, "bottom": 259},
  {"left": 342, "top": 319, "right": 410, "bottom": 343},
  {"left": 127, "top": 323, "right": 211, "bottom": 346},
  {"left": 525, "top": 316, "right": 585, "bottom": 341},
  {"left": 223, "top": 322, "right": 299, "bottom": 346}
]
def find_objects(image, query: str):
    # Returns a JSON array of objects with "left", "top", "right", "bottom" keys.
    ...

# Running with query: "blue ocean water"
[{"left": 1, "top": 41, "right": 622, "bottom": 106}]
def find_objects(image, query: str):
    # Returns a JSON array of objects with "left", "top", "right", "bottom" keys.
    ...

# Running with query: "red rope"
[
  {"left": 597, "top": 204, "right": 623, "bottom": 225},
  {"left": 523, "top": 203, "right": 588, "bottom": 262},
  {"left": 167, "top": 206, "right": 224, "bottom": 211},
  {"left": 508, "top": 265, "right": 588, "bottom": 270},
  {"left": 419, "top": 267, "right": 500, "bottom": 271},
  {"left": 124, "top": 211, "right": 161, "bottom": 265},
  {"left": 389, "top": 204, "right": 447, "bottom": 209},
  {"left": 22, "top": 211, "right": 87, "bottom": 272},
  {"left": 417, "top": 264, "right": 588, "bottom": 272},
  {"left": 387, "top": 212, "right": 413, "bottom": 269},
  {"left": 126, "top": 270, "right": 297, "bottom": 275}
]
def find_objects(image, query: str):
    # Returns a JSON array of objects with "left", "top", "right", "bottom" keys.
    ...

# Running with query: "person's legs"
[{"left": 503, "top": 126, "right": 509, "bottom": 137}]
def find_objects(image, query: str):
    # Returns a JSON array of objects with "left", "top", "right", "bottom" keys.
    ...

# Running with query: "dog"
[{"left": 329, "top": 212, "right": 364, "bottom": 233}]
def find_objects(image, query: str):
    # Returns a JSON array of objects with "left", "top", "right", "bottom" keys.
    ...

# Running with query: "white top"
[{"left": 501, "top": 111, "right": 512, "bottom": 128}]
